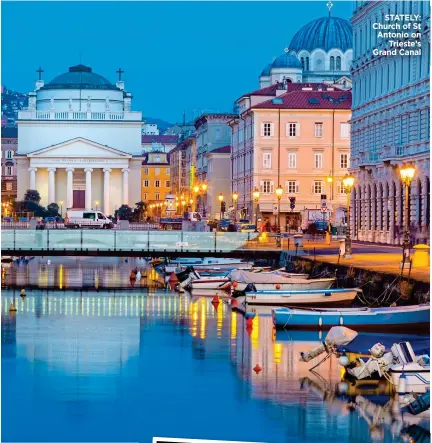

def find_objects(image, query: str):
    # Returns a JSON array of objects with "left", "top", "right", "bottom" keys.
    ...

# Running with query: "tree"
[
  {"left": 133, "top": 201, "right": 147, "bottom": 222},
  {"left": 47, "top": 203, "right": 60, "bottom": 217},
  {"left": 116, "top": 204, "right": 133, "bottom": 221},
  {"left": 24, "top": 189, "right": 41, "bottom": 203},
  {"left": 14, "top": 200, "right": 47, "bottom": 217}
]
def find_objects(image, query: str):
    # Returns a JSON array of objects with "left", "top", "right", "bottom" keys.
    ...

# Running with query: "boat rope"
[{"left": 309, "top": 352, "right": 332, "bottom": 372}]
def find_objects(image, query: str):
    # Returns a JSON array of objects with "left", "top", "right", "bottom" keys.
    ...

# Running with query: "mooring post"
[
  {"left": 214, "top": 231, "right": 217, "bottom": 252},
  {"left": 47, "top": 229, "right": 50, "bottom": 249},
  {"left": 147, "top": 230, "right": 150, "bottom": 251},
  {"left": 80, "top": 230, "right": 83, "bottom": 249},
  {"left": 13, "top": 229, "right": 16, "bottom": 249}
]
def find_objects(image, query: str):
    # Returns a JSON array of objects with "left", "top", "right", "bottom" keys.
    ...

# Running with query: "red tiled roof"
[
  {"left": 252, "top": 88, "right": 352, "bottom": 110},
  {"left": 207, "top": 145, "right": 231, "bottom": 154},
  {"left": 141, "top": 135, "right": 178, "bottom": 144}
]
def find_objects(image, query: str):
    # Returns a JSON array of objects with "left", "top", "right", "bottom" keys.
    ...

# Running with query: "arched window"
[
  {"left": 336, "top": 56, "right": 341, "bottom": 70},
  {"left": 301, "top": 57, "right": 305, "bottom": 69},
  {"left": 306, "top": 57, "right": 310, "bottom": 70},
  {"left": 330, "top": 56, "right": 335, "bottom": 70},
  {"left": 6, "top": 166, "right": 12, "bottom": 176}
]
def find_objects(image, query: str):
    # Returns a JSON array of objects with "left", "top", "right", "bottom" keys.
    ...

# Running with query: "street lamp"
[
  {"left": 218, "top": 193, "right": 224, "bottom": 221},
  {"left": 95, "top": 200, "right": 99, "bottom": 211},
  {"left": 232, "top": 191, "right": 238, "bottom": 223},
  {"left": 399, "top": 163, "right": 416, "bottom": 266},
  {"left": 252, "top": 188, "right": 260, "bottom": 232},
  {"left": 275, "top": 185, "right": 284, "bottom": 247},
  {"left": 201, "top": 183, "right": 208, "bottom": 217},
  {"left": 59, "top": 200, "right": 64, "bottom": 217},
  {"left": 342, "top": 173, "right": 355, "bottom": 258}
]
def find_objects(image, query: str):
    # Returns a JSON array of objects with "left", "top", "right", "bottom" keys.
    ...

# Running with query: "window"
[
  {"left": 155, "top": 193, "right": 160, "bottom": 200},
  {"left": 165, "top": 180, "right": 170, "bottom": 188},
  {"left": 143, "top": 193, "right": 147, "bottom": 200},
  {"left": 287, "top": 122, "right": 299, "bottom": 137},
  {"left": 340, "top": 123, "right": 350, "bottom": 138},
  {"left": 314, "top": 122, "right": 323, "bottom": 137},
  {"left": 215, "top": 127, "right": 221, "bottom": 140},
  {"left": 261, "top": 122, "right": 273, "bottom": 137},
  {"left": 336, "top": 56, "right": 341, "bottom": 70},
  {"left": 306, "top": 57, "right": 310, "bottom": 70},
  {"left": 5, "top": 182, "right": 12, "bottom": 191},
  {"left": 314, "top": 153, "right": 323, "bottom": 169},
  {"left": 313, "top": 181, "right": 323, "bottom": 194},
  {"left": 286, "top": 181, "right": 299, "bottom": 193},
  {"left": 238, "top": 129, "right": 244, "bottom": 143},
  {"left": 260, "top": 180, "right": 274, "bottom": 193},
  {"left": 337, "top": 181, "right": 347, "bottom": 194},
  {"left": 301, "top": 57, "right": 305, "bottom": 69},
  {"left": 262, "top": 152, "right": 272, "bottom": 169},
  {"left": 340, "top": 153, "right": 349, "bottom": 169},
  {"left": 155, "top": 168, "right": 160, "bottom": 175},
  {"left": 83, "top": 212, "right": 96, "bottom": 220},
  {"left": 6, "top": 150, "right": 13, "bottom": 159},
  {"left": 330, "top": 56, "right": 335, "bottom": 70},
  {"left": 6, "top": 166, "right": 12, "bottom": 176},
  {"left": 288, "top": 152, "right": 297, "bottom": 169},
  {"left": 143, "top": 180, "right": 149, "bottom": 187},
  {"left": 155, "top": 180, "right": 160, "bottom": 188},
  {"left": 144, "top": 168, "right": 149, "bottom": 175}
]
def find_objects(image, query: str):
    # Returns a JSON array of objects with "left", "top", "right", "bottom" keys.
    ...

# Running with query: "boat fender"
[
  {"left": 339, "top": 354, "right": 350, "bottom": 367},
  {"left": 398, "top": 373, "right": 407, "bottom": 395},
  {"left": 339, "top": 316, "right": 344, "bottom": 325},
  {"left": 324, "top": 292, "right": 331, "bottom": 297},
  {"left": 318, "top": 317, "right": 322, "bottom": 326}
]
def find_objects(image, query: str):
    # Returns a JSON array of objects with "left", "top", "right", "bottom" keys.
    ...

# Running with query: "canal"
[{"left": 1, "top": 259, "right": 429, "bottom": 443}]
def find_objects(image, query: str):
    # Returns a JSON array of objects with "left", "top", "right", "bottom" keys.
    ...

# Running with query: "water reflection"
[
  {"left": 2, "top": 257, "right": 164, "bottom": 290},
  {"left": 2, "top": 289, "right": 429, "bottom": 443}
]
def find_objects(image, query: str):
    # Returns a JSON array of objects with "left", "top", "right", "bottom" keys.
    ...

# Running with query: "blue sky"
[{"left": 2, "top": 1, "right": 352, "bottom": 123}]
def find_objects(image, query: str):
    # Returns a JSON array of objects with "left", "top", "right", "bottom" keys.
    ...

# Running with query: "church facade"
[{"left": 16, "top": 65, "right": 143, "bottom": 216}]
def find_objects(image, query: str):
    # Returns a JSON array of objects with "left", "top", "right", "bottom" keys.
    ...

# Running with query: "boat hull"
[
  {"left": 390, "top": 364, "right": 431, "bottom": 394},
  {"left": 188, "top": 278, "right": 230, "bottom": 290},
  {"left": 236, "top": 288, "right": 358, "bottom": 307},
  {"left": 272, "top": 304, "right": 431, "bottom": 332},
  {"left": 235, "top": 278, "right": 335, "bottom": 292}
]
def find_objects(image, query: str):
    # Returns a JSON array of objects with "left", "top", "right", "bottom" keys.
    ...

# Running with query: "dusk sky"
[{"left": 2, "top": 1, "right": 352, "bottom": 124}]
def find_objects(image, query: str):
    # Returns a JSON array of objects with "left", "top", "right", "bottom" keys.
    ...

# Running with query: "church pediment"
[{"left": 27, "top": 137, "right": 132, "bottom": 158}]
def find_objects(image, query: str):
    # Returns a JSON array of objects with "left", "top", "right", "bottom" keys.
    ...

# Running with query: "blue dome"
[
  {"left": 260, "top": 63, "right": 272, "bottom": 76},
  {"left": 271, "top": 53, "right": 302, "bottom": 69},
  {"left": 42, "top": 65, "right": 119, "bottom": 91},
  {"left": 289, "top": 16, "right": 352, "bottom": 53}
]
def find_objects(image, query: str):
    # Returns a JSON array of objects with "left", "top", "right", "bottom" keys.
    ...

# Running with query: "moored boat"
[
  {"left": 236, "top": 287, "right": 359, "bottom": 307},
  {"left": 229, "top": 269, "right": 334, "bottom": 292},
  {"left": 272, "top": 304, "right": 431, "bottom": 332}
]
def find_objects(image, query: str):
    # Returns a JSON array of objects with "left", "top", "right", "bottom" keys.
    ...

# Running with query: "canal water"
[{"left": 1, "top": 259, "right": 430, "bottom": 443}]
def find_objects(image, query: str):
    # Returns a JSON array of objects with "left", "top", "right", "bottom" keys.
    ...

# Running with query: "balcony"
[{"left": 18, "top": 110, "right": 142, "bottom": 121}]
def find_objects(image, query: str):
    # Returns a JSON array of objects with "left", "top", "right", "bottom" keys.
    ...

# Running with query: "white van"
[{"left": 65, "top": 210, "right": 114, "bottom": 229}]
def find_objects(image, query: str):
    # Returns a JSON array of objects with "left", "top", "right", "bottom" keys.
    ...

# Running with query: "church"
[
  {"left": 15, "top": 65, "right": 143, "bottom": 215},
  {"left": 259, "top": 13, "right": 353, "bottom": 88}
]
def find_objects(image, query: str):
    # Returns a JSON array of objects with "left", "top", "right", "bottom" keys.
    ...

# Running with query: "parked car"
[{"left": 64, "top": 210, "right": 114, "bottom": 229}]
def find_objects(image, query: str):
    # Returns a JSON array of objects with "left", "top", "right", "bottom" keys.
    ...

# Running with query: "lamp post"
[
  {"left": 59, "top": 200, "right": 64, "bottom": 217},
  {"left": 193, "top": 185, "right": 199, "bottom": 212},
  {"left": 95, "top": 200, "right": 99, "bottom": 211},
  {"left": 326, "top": 175, "right": 333, "bottom": 223},
  {"left": 275, "top": 185, "right": 284, "bottom": 247},
  {"left": 252, "top": 188, "right": 260, "bottom": 232},
  {"left": 201, "top": 183, "right": 208, "bottom": 217},
  {"left": 342, "top": 173, "right": 355, "bottom": 258},
  {"left": 399, "top": 164, "right": 416, "bottom": 265},
  {"left": 218, "top": 193, "right": 224, "bottom": 222},
  {"left": 232, "top": 191, "right": 238, "bottom": 223}
]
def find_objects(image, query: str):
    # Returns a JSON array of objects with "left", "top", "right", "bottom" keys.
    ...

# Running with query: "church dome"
[
  {"left": 260, "top": 63, "right": 272, "bottom": 76},
  {"left": 288, "top": 16, "right": 352, "bottom": 53},
  {"left": 271, "top": 53, "right": 302, "bottom": 69},
  {"left": 42, "top": 65, "right": 119, "bottom": 90}
]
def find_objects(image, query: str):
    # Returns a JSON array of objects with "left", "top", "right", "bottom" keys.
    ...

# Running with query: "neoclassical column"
[
  {"left": 382, "top": 183, "right": 389, "bottom": 234},
  {"left": 84, "top": 168, "right": 93, "bottom": 209},
  {"left": 47, "top": 167, "right": 56, "bottom": 203},
  {"left": 376, "top": 184, "right": 382, "bottom": 232},
  {"left": 364, "top": 184, "right": 371, "bottom": 231},
  {"left": 66, "top": 168, "right": 74, "bottom": 209},
  {"left": 371, "top": 186, "right": 377, "bottom": 233},
  {"left": 103, "top": 168, "right": 111, "bottom": 214},
  {"left": 122, "top": 168, "right": 129, "bottom": 205},
  {"left": 29, "top": 167, "right": 37, "bottom": 189},
  {"left": 395, "top": 181, "right": 402, "bottom": 244},
  {"left": 421, "top": 177, "right": 429, "bottom": 229}
]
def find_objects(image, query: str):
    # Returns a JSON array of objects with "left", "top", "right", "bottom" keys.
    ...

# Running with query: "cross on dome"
[
  {"left": 116, "top": 68, "right": 124, "bottom": 81},
  {"left": 326, "top": 1, "right": 333, "bottom": 15}
]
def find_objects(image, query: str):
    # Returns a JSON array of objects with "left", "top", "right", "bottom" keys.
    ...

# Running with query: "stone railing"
[{"left": 18, "top": 110, "right": 142, "bottom": 121}]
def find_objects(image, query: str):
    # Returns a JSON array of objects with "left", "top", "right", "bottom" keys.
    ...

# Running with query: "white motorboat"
[
  {"left": 230, "top": 269, "right": 335, "bottom": 292},
  {"left": 187, "top": 276, "right": 231, "bottom": 290},
  {"left": 235, "top": 288, "right": 359, "bottom": 306},
  {"left": 161, "top": 257, "right": 254, "bottom": 274}
]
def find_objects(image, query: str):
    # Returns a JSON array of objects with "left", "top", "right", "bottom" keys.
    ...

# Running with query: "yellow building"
[{"left": 141, "top": 151, "right": 171, "bottom": 217}]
